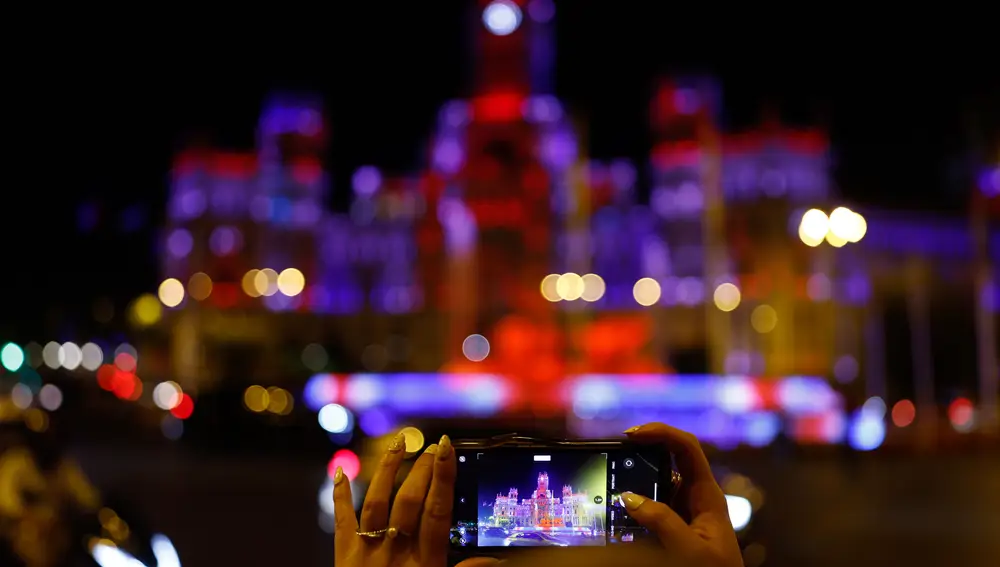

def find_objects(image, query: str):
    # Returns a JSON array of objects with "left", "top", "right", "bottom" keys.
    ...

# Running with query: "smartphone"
[{"left": 449, "top": 435, "right": 679, "bottom": 559}]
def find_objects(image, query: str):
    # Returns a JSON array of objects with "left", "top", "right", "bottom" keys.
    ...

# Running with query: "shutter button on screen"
[{"left": 623, "top": 458, "right": 635, "bottom": 469}]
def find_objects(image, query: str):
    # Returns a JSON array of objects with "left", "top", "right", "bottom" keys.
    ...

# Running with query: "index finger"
[
  {"left": 418, "top": 435, "right": 456, "bottom": 565},
  {"left": 624, "top": 423, "right": 728, "bottom": 519}
]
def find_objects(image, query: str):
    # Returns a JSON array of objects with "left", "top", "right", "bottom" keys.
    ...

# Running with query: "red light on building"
[
  {"left": 290, "top": 157, "right": 323, "bottom": 184},
  {"left": 473, "top": 92, "right": 524, "bottom": 122},
  {"left": 210, "top": 152, "right": 257, "bottom": 177},
  {"left": 211, "top": 283, "right": 239, "bottom": 309}
]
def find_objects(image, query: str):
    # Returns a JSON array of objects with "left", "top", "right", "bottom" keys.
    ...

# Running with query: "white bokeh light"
[{"left": 483, "top": 0, "right": 522, "bottom": 36}]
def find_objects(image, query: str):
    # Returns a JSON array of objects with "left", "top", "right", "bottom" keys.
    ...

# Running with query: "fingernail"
[
  {"left": 623, "top": 425, "right": 642, "bottom": 434},
  {"left": 621, "top": 492, "right": 647, "bottom": 510},
  {"left": 423, "top": 443, "right": 439, "bottom": 455},
  {"left": 334, "top": 466, "right": 345, "bottom": 485},
  {"left": 387, "top": 432, "right": 406, "bottom": 453},
  {"left": 437, "top": 435, "right": 451, "bottom": 460}
]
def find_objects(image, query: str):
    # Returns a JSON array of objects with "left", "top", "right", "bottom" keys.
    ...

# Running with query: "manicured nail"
[
  {"left": 334, "top": 466, "right": 345, "bottom": 485},
  {"left": 437, "top": 435, "right": 452, "bottom": 460},
  {"left": 623, "top": 425, "right": 642, "bottom": 434},
  {"left": 621, "top": 492, "right": 647, "bottom": 510},
  {"left": 423, "top": 443, "right": 439, "bottom": 455},
  {"left": 387, "top": 432, "right": 406, "bottom": 453}
]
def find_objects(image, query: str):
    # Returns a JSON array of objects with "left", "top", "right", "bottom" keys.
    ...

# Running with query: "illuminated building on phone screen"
[{"left": 492, "top": 472, "right": 596, "bottom": 530}]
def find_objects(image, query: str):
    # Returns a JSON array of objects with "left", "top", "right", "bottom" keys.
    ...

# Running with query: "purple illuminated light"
[
  {"left": 249, "top": 196, "right": 271, "bottom": 222},
  {"left": 527, "top": 0, "right": 555, "bottom": 22},
  {"left": 979, "top": 167, "right": 1000, "bottom": 196},
  {"left": 674, "top": 88, "right": 700, "bottom": 115},
  {"left": 209, "top": 226, "right": 242, "bottom": 256},
  {"left": 433, "top": 138, "right": 465, "bottom": 175},
  {"left": 523, "top": 95, "right": 563, "bottom": 123},
  {"left": 438, "top": 198, "right": 477, "bottom": 255},
  {"left": 177, "top": 190, "right": 206, "bottom": 219},
  {"left": 292, "top": 201, "right": 322, "bottom": 226},
  {"left": 210, "top": 182, "right": 243, "bottom": 216},
  {"left": 609, "top": 160, "right": 636, "bottom": 192},
  {"left": 352, "top": 166, "right": 382, "bottom": 197},
  {"left": 439, "top": 101, "right": 470, "bottom": 129},
  {"left": 540, "top": 130, "right": 577, "bottom": 170},
  {"left": 167, "top": 229, "right": 194, "bottom": 258},
  {"left": 261, "top": 104, "right": 323, "bottom": 136}
]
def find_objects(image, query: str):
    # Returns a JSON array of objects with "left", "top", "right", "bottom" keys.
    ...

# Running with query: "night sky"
[{"left": 5, "top": 3, "right": 998, "bottom": 338}]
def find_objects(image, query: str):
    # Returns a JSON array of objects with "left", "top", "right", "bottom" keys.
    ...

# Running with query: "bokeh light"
[
  {"left": 482, "top": 0, "right": 522, "bottom": 36},
  {"left": 242, "top": 269, "right": 262, "bottom": 297},
  {"left": 891, "top": 399, "right": 916, "bottom": 427},
  {"left": 170, "top": 394, "right": 195, "bottom": 419},
  {"left": 328, "top": 449, "right": 361, "bottom": 481},
  {"left": 253, "top": 269, "right": 279, "bottom": 297},
  {"left": 399, "top": 426, "right": 425, "bottom": 454},
  {"left": 39, "top": 384, "right": 63, "bottom": 411},
  {"left": 555, "top": 273, "right": 584, "bottom": 301},
  {"left": 277, "top": 268, "right": 306, "bottom": 296},
  {"left": 244, "top": 385, "right": 270, "bottom": 413},
  {"left": 713, "top": 282, "right": 741, "bottom": 312},
  {"left": 540, "top": 274, "right": 561, "bottom": 302},
  {"left": 633, "top": 277, "right": 661, "bottom": 307},
  {"left": 130, "top": 294, "right": 163, "bottom": 326},
  {"left": 158, "top": 278, "right": 185, "bottom": 307},
  {"left": 798, "top": 209, "right": 828, "bottom": 247},
  {"left": 319, "top": 403, "right": 353, "bottom": 434},
  {"left": 751, "top": 305, "right": 778, "bottom": 334},
  {"left": 1, "top": 343, "right": 25, "bottom": 372},
  {"left": 580, "top": 273, "right": 606, "bottom": 302},
  {"left": 188, "top": 272, "right": 213, "bottom": 301},
  {"left": 153, "top": 381, "right": 183, "bottom": 410},
  {"left": 462, "top": 334, "right": 491, "bottom": 362}
]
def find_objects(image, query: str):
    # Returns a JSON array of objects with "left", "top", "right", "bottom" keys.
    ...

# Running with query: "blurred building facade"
[{"left": 141, "top": 0, "right": 997, "bottom": 436}]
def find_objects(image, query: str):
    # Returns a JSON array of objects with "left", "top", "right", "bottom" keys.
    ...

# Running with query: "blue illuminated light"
[{"left": 847, "top": 410, "right": 886, "bottom": 451}]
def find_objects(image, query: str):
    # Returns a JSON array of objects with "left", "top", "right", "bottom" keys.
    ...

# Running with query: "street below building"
[{"left": 73, "top": 444, "right": 1000, "bottom": 567}]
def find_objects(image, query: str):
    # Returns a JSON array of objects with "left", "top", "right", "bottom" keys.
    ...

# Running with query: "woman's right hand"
[{"left": 617, "top": 422, "right": 743, "bottom": 567}]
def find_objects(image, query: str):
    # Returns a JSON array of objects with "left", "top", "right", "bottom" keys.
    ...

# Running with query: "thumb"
[
  {"left": 620, "top": 491, "right": 690, "bottom": 548},
  {"left": 455, "top": 558, "right": 503, "bottom": 567}
]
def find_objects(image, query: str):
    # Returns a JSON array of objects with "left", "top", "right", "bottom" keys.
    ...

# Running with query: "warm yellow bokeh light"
[
  {"left": 580, "top": 273, "right": 606, "bottom": 302},
  {"left": 188, "top": 272, "right": 213, "bottom": 301},
  {"left": 540, "top": 274, "right": 561, "bottom": 302},
  {"left": 713, "top": 283, "right": 741, "bottom": 312},
  {"left": 399, "top": 426, "right": 425, "bottom": 454},
  {"left": 829, "top": 207, "right": 867, "bottom": 243},
  {"left": 556, "top": 273, "right": 585, "bottom": 301},
  {"left": 277, "top": 268, "right": 306, "bottom": 296},
  {"left": 266, "top": 387, "right": 293, "bottom": 415},
  {"left": 243, "top": 385, "right": 269, "bottom": 412},
  {"left": 253, "top": 268, "right": 279, "bottom": 297},
  {"left": 242, "top": 269, "right": 262, "bottom": 297},
  {"left": 751, "top": 304, "right": 778, "bottom": 334},
  {"left": 633, "top": 277, "right": 662, "bottom": 307},
  {"left": 798, "top": 223, "right": 824, "bottom": 247},
  {"left": 825, "top": 231, "right": 848, "bottom": 247},
  {"left": 130, "top": 294, "right": 162, "bottom": 326},
  {"left": 158, "top": 278, "right": 185, "bottom": 308},
  {"left": 798, "top": 209, "right": 829, "bottom": 246}
]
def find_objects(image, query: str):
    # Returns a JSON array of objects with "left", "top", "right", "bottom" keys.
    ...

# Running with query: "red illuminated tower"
[
  {"left": 534, "top": 472, "right": 549, "bottom": 498},
  {"left": 425, "top": 0, "right": 571, "bottom": 371}
]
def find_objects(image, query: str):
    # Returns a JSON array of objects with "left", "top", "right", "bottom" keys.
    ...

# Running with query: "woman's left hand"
[{"left": 333, "top": 432, "right": 495, "bottom": 567}]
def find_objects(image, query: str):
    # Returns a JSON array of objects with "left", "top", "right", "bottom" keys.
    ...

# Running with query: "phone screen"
[{"left": 451, "top": 445, "right": 668, "bottom": 550}]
